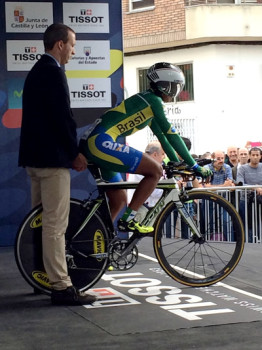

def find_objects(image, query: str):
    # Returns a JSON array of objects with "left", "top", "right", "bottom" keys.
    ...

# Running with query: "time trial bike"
[{"left": 15, "top": 160, "right": 245, "bottom": 295}]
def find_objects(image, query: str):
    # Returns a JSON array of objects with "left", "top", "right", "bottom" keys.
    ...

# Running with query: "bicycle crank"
[{"left": 108, "top": 240, "right": 138, "bottom": 270}]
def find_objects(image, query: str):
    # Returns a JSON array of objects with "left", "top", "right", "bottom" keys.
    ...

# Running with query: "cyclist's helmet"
[{"left": 147, "top": 62, "right": 185, "bottom": 98}]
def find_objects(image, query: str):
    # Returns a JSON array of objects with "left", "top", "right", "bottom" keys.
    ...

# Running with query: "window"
[
  {"left": 138, "top": 63, "right": 194, "bottom": 102},
  {"left": 130, "top": 0, "right": 155, "bottom": 12}
]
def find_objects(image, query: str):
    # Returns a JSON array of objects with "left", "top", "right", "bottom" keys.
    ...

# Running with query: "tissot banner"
[{"left": 0, "top": 0, "right": 123, "bottom": 245}]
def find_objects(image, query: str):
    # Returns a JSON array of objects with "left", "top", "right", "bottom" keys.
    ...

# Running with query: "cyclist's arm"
[
  {"left": 149, "top": 119, "right": 179, "bottom": 161},
  {"left": 150, "top": 117, "right": 195, "bottom": 167}
]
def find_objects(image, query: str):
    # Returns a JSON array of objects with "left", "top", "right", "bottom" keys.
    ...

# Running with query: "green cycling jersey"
[{"left": 92, "top": 89, "right": 196, "bottom": 167}]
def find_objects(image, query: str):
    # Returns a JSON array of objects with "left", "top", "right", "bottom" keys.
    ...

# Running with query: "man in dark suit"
[{"left": 19, "top": 23, "right": 96, "bottom": 306}]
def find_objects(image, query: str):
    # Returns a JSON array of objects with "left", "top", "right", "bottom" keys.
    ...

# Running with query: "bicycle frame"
[{"left": 90, "top": 174, "right": 202, "bottom": 240}]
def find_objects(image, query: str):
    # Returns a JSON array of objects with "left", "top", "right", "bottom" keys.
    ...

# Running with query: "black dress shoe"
[{"left": 51, "top": 286, "right": 97, "bottom": 306}]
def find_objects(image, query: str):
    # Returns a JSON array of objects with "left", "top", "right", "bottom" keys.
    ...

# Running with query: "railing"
[
  {"left": 205, "top": 185, "right": 262, "bottom": 243},
  {"left": 168, "top": 185, "right": 262, "bottom": 243}
]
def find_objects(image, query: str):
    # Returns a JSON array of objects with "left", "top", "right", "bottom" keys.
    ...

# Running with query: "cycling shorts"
[{"left": 85, "top": 133, "right": 143, "bottom": 182}]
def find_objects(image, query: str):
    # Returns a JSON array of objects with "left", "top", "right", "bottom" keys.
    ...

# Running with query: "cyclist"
[{"left": 81, "top": 62, "right": 212, "bottom": 234}]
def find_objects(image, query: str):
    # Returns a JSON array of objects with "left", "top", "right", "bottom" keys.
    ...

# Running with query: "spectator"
[
  {"left": 237, "top": 147, "right": 262, "bottom": 242},
  {"left": 225, "top": 146, "right": 238, "bottom": 168},
  {"left": 232, "top": 147, "right": 249, "bottom": 181},
  {"left": 204, "top": 150, "right": 234, "bottom": 188},
  {"left": 18, "top": 24, "right": 96, "bottom": 306},
  {"left": 200, "top": 152, "right": 212, "bottom": 160},
  {"left": 204, "top": 150, "right": 235, "bottom": 240}
]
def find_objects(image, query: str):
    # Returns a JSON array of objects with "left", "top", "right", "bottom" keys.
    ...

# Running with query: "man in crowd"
[
  {"left": 204, "top": 150, "right": 235, "bottom": 240},
  {"left": 204, "top": 150, "right": 234, "bottom": 188},
  {"left": 225, "top": 146, "right": 238, "bottom": 168},
  {"left": 232, "top": 147, "right": 249, "bottom": 181},
  {"left": 237, "top": 147, "right": 262, "bottom": 242}
]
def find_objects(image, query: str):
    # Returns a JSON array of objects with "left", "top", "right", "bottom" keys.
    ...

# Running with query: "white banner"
[
  {"left": 6, "top": 40, "right": 44, "bottom": 71},
  {"left": 63, "top": 3, "right": 109, "bottom": 33},
  {"left": 5, "top": 2, "right": 53, "bottom": 33},
  {"left": 68, "top": 78, "right": 111, "bottom": 108},
  {"left": 67, "top": 40, "right": 110, "bottom": 71}
]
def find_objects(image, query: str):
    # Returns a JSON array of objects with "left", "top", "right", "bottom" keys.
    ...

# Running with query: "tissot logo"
[
  {"left": 83, "top": 84, "right": 94, "bottom": 91},
  {"left": 12, "top": 47, "right": 42, "bottom": 61},
  {"left": 81, "top": 9, "right": 92, "bottom": 16},
  {"left": 71, "top": 89, "right": 106, "bottom": 99},
  {"left": 68, "top": 15, "right": 104, "bottom": 24},
  {"left": 68, "top": 9, "right": 104, "bottom": 24},
  {"left": 25, "top": 47, "right": 37, "bottom": 53}
]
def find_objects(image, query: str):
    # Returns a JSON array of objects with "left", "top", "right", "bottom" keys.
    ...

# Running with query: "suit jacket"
[{"left": 19, "top": 54, "right": 79, "bottom": 168}]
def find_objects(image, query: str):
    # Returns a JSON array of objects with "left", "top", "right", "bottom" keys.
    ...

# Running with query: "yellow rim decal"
[
  {"left": 30, "top": 213, "right": 42, "bottom": 228},
  {"left": 32, "top": 271, "right": 51, "bottom": 288},
  {"left": 93, "top": 230, "right": 105, "bottom": 262}
]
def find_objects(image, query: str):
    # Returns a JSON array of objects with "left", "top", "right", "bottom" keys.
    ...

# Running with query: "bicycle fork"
[{"left": 175, "top": 199, "right": 204, "bottom": 241}]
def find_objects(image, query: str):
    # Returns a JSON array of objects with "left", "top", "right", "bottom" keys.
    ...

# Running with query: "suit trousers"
[{"left": 26, "top": 167, "right": 72, "bottom": 290}]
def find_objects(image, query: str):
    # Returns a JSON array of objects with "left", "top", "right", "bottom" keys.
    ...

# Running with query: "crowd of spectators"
[{"left": 199, "top": 142, "right": 262, "bottom": 242}]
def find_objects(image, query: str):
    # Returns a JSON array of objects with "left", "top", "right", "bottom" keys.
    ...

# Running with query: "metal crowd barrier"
[{"left": 166, "top": 186, "right": 262, "bottom": 243}]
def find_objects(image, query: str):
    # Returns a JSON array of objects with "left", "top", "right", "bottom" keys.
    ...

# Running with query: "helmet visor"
[{"left": 157, "top": 81, "right": 184, "bottom": 98}]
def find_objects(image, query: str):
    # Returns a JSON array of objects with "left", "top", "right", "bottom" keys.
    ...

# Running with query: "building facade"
[{"left": 122, "top": 0, "right": 262, "bottom": 155}]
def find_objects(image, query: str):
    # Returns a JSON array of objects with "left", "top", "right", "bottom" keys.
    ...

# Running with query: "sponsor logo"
[
  {"left": 6, "top": 3, "right": 52, "bottom": 32},
  {"left": 83, "top": 84, "right": 94, "bottom": 90},
  {"left": 68, "top": 9, "right": 104, "bottom": 24},
  {"left": 14, "top": 6, "right": 24, "bottom": 23},
  {"left": 102, "top": 141, "right": 130, "bottom": 154},
  {"left": 30, "top": 213, "right": 42, "bottom": 228},
  {"left": 68, "top": 78, "right": 111, "bottom": 108},
  {"left": 12, "top": 47, "right": 42, "bottom": 61},
  {"left": 81, "top": 9, "right": 93, "bottom": 16},
  {"left": 71, "top": 84, "right": 105, "bottom": 98},
  {"left": 93, "top": 230, "right": 105, "bottom": 261},
  {"left": 68, "top": 41, "right": 109, "bottom": 69},
  {"left": 116, "top": 112, "right": 147, "bottom": 134},
  {"left": 102, "top": 272, "right": 235, "bottom": 321},
  {"left": 84, "top": 287, "right": 140, "bottom": 309},
  {"left": 83, "top": 47, "right": 91, "bottom": 56},
  {"left": 32, "top": 271, "right": 51, "bottom": 288}
]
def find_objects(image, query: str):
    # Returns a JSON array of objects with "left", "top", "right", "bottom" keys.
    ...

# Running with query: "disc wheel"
[{"left": 15, "top": 199, "right": 110, "bottom": 294}]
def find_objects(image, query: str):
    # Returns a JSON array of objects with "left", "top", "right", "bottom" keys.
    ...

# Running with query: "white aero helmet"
[{"left": 147, "top": 62, "right": 185, "bottom": 98}]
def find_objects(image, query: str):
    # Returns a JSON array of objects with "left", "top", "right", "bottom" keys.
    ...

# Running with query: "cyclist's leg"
[
  {"left": 128, "top": 153, "right": 163, "bottom": 211},
  {"left": 85, "top": 134, "right": 162, "bottom": 232},
  {"left": 106, "top": 188, "right": 127, "bottom": 222}
]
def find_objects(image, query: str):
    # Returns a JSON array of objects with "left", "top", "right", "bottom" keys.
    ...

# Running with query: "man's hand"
[{"left": 72, "top": 153, "right": 88, "bottom": 172}]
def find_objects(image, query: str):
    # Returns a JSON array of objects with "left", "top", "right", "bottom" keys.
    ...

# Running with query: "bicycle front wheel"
[
  {"left": 153, "top": 190, "right": 245, "bottom": 287},
  {"left": 15, "top": 198, "right": 110, "bottom": 295}
]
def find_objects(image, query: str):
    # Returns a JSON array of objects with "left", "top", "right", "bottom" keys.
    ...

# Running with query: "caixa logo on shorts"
[{"left": 102, "top": 141, "right": 130, "bottom": 153}]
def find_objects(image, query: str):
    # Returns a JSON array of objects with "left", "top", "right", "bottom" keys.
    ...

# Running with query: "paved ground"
[{"left": 1, "top": 240, "right": 262, "bottom": 350}]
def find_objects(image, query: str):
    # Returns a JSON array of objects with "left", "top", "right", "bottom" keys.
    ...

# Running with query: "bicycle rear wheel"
[
  {"left": 153, "top": 190, "right": 245, "bottom": 287},
  {"left": 15, "top": 198, "right": 110, "bottom": 295}
]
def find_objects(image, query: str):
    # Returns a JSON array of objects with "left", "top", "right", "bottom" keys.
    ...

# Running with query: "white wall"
[{"left": 124, "top": 43, "right": 262, "bottom": 155}]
